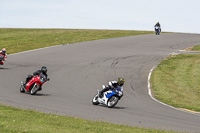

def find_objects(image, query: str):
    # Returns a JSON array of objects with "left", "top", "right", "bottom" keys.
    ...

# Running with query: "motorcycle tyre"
[
  {"left": 30, "top": 84, "right": 39, "bottom": 95},
  {"left": 20, "top": 85, "right": 25, "bottom": 93},
  {"left": 107, "top": 96, "right": 119, "bottom": 108},
  {"left": 92, "top": 94, "right": 99, "bottom": 105}
]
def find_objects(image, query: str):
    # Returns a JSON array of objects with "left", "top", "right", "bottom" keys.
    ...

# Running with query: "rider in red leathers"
[
  {"left": 24, "top": 66, "right": 49, "bottom": 90},
  {"left": 0, "top": 48, "right": 7, "bottom": 65}
]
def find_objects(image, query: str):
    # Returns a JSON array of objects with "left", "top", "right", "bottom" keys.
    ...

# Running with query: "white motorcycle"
[{"left": 92, "top": 85, "right": 123, "bottom": 108}]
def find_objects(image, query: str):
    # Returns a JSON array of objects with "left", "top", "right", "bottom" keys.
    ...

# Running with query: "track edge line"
[{"left": 148, "top": 65, "right": 200, "bottom": 116}]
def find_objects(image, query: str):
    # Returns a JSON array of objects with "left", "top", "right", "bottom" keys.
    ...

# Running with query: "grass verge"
[
  {"left": 151, "top": 54, "right": 200, "bottom": 112},
  {"left": 0, "top": 28, "right": 177, "bottom": 132},
  {"left": 0, "top": 28, "right": 154, "bottom": 54},
  {"left": 0, "top": 104, "right": 176, "bottom": 133},
  {"left": 190, "top": 45, "right": 200, "bottom": 51}
]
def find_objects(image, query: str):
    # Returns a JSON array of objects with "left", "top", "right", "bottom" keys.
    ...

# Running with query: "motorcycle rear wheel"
[
  {"left": 20, "top": 85, "right": 25, "bottom": 93},
  {"left": 92, "top": 94, "right": 99, "bottom": 105},
  {"left": 107, "top": 96, "right": 119, "bottom": 108}
]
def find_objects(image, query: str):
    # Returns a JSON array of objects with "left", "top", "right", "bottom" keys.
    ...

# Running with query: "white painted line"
[{"left": 148, "top": 65, "right": 200, "bottom": 116}]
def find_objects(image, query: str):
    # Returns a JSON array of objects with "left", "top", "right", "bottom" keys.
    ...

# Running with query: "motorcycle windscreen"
[{"left": 39, "top": 78, "right": 44, "bottom": 83}]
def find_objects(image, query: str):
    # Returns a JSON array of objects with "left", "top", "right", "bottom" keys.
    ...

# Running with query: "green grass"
[
  {"left": 0, "top": 104, "right": 177, "bottom": 133},
  {"left": 190, "top": 45, "right": 200, "bottom": 51},
  {"left": 151, "top": 54, "right": 200, "bottom": 112},
  {"left": 0, "top": 28, "right": 177, "bottom": 132},
  {"left": 0, "top": 28, "right": 154, "bottom": 54}
]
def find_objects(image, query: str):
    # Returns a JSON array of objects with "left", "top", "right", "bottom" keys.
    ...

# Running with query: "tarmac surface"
[{"left": 1, "top": 33, "right": 200, "bottom": 132}]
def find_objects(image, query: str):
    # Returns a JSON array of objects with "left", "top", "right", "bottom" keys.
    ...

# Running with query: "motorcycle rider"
[
  {"left": 25, "top": 66, "right": 49, "bottom": 90},
  {"left": 0, "top": 48, "right": 7, "bottom": 65},
  {"left": 99, "top": 78, "right": 125, "bottom": 98},
  {"left": 154, "top": 21, "right": 161, "bottom": 32}
]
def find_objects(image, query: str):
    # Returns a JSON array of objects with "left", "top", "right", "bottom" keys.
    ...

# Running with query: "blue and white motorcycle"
[
  {"left": 92, "top": 85, "right": 123, "bottom": 108},
  {"left": 155, "top": 26, "right": 161, "bottom": 35}
]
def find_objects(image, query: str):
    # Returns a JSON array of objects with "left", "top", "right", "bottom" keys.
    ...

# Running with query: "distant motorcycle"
[
  {"left": 155, "top": 26, "right": 161, "bottom": 35},
  {"left": 20, "top": 74, "right": 50, "bottom": 95},
  {"left": 92, "top": 85, "right": 123, "bottom": 108}
]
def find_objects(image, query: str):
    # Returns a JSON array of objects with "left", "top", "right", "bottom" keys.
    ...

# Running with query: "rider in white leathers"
[
  {"left": 99, "top": 78, "right": 124, "bottom": 98},
  {"left": 154, "top": 21, "right": 161, "bottom": 32}
]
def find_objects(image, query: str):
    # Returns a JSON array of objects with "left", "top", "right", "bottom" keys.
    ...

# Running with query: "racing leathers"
[
  {"left": 99, "top": 81, "right": 123, "bottom": 98},
  {"left": 0, "top": 51, "right": 7, "bottom": 65}
]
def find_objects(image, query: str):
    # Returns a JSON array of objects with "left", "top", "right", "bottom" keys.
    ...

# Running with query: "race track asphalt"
[{"left": 1, "top": 33, "right": 200, "bottom": 132}]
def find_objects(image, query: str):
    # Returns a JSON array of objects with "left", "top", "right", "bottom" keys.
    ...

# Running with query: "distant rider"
[
  {"left": 0, "top": 48, "right": 7, "bottom": 65},
  {"left": 154, "top": 21, "right": 161, "bottom": 32},
  {"left": 99, "top": 78, "right": 125, "bottom": 98},
  {"left": 25, "top": 66, "right": 49, "bottom": 90}
]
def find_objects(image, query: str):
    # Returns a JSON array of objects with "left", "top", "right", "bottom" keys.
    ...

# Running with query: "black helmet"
[
  {"left": 117, "top": 78, "right": 125, "bottom": 86},
  {"left": 41, "top": 66, "right": 47, "bottom": 73}
]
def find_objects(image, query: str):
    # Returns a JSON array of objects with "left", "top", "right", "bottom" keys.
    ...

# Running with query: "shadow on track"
[
  {"left": 22, "top": 92, "right": 51, "bottom": 96},
  {"left": 97, "top": 104, "right": 127, "bottom": 109},
  {"left": 112, "top": 106, "right": 127, "bottom": 109},
  {"left": 0, "top": 67, "right": 9, "bottom": 70},
  {"left": 32, "top": 93, "right": 51, "bottom": 96}
]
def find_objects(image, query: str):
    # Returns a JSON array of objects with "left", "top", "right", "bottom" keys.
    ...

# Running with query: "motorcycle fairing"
[
  {"left": 105, "top": 90, "right": 116, "bottom": 98},
  {"left": 26, "top": 76, "right": 40, "bottom": 91}
]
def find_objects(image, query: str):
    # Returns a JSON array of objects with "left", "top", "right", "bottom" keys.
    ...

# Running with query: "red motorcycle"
[
  {"left": 0, "top": 53, "right": 7, "bottom": 65},
  {"left": 20, "top": 74, "right": 50, "bottom": 95}
]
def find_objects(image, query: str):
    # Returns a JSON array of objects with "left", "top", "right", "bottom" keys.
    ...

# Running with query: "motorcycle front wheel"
[
  {"left": 92, "top": 94, "right": 99, "bottom": 105},
  {"left": 30, "top": 84, "right": 40, "bottom": 95},
  {"left": 107, "top": 96, "right": 119, "bottom": 108}
]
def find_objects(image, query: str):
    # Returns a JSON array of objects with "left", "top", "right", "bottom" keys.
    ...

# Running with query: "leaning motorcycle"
[
  {"left": 155, "top": 26, "right": 161, "bottom": 35},
  {"left": 20, "top": 74, "right": 50, "bottom": 95},
  {"left": 0, "top": 54, "right": 6, "bottom": 65},
  {"left": 92, "top": 85, "right": 123, "bottom": 108}
]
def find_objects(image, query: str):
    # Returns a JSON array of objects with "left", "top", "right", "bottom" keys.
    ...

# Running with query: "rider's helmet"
[
  {"left": 117, "top": 78, "right": 125, "bottom": 86},
  {"left": 2, "top": 48, "right": 6, "bottom": 54},
  {"left": 41, "top": 66, "right": 47, "bottom": 74}
]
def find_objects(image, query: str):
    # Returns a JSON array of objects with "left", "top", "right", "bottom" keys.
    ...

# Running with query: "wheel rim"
[
  {"left": 31, "top": 87, "right": 36, "bottom": 94},
  {"left": 31, "top": 84, "right": 39, "bottom": 94},
  {"left": 108, "top": 97, "right": 117, "bottom": 106}
]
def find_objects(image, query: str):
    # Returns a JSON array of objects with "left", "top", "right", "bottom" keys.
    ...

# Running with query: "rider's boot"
[
  {"left": 99, "top": 93, "right": 103, "bottom": 98},
  {"left": 0, "top": 61, "right": 3, "bottom": 65},
  {"left": 99, "top": 88, "right": 108, "bottom": 98},
  {"left": 23, "top": 82, "right": 26, "bottom": 89}
]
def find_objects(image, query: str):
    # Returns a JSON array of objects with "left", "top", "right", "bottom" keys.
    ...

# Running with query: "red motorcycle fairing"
[
  {"left": 0, "top": 61, "right": 4, "bottom": 65},
  {"left": 0, "top": 53, "right": 7, "bottom": 65},
  {"left": 26, "top": 76, "right": 44, "bottom": 92}
]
